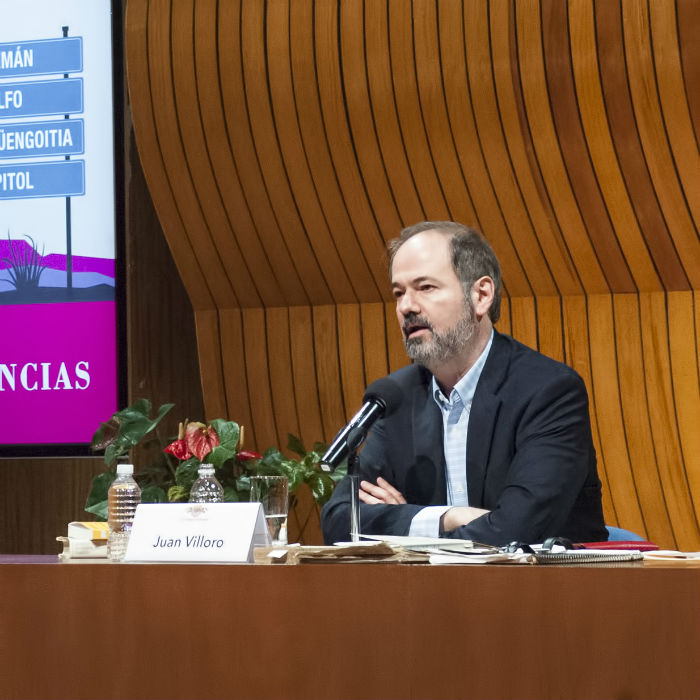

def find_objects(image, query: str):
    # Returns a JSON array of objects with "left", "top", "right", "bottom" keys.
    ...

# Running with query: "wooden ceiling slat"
[
  {"left": 622, "top": 0, "right": 700, "bottom": 288},
  {"left": 338, "top": 0, "right": 404, "bottom": 240},
  {"left": 218, "top": 1, "right": 309, "bottom": 307},
  {"left": 387, "top": 0, "right": 450, "bottom": 220},
  {"left": 639, "top": 292, "right": 699, "bottom": 550},
  {"left": 595, "top": 0, "right": 690, "bottom": 292},
  {"left": 613, "top": 294, "right": 674, "bottom": 545},
  {"left": 195, "top": 0, "right": 285, "bottom": 308},
  {"left": 460, "top": 0, "right": 558, "bottom": 298},
  {"left": 649, "top": 0, "right": 700, "bottom": 232},
  {"left": 289, "top": 0, "right": 385, "bottom": 303},
  {"left": 587, "top": 294, "right": 646, "bottom": 533},
  {"left": 414, "top": 1, "right": 485, "bottom": 229},
  {"left": 266, "top": 308, "right": 301, "bottom": 447},
  {"left": 147, "top": 0, "right": 237, "bottom": 308},
  {"left": 489, "top": 0, "right": 582, "bottom": 297},
  {"left": 677, "top": 0, "right": 700, "bottom": 144},
  {"left": 288, "top": 306, "right": 325, "bottom": 450},
  {"left": 126, "top": 0, "right": 214, "bottom": 310},
  {"left": 314, "top": 0, "right": 397, "bottom": 281},
  {"left": 430, "top": 0, "right": 534, "bottom": 298},
  {"left": 172, "top": 0, "right": 260, "bottom": 308},
  {"left": 364, "top": 0, "right": 425, "bottom": 225},
  {"left": 267, "top": 1, "right": 358, "bottom": 305},
  {"left": 515, "top": 1, "right": 608, "bottom": 295},
  {"left": 543, "top": 0, "right": 635, "bottom": 294},
  {"left": 241, "top": 0, "right": 334, "bottom": 305},
  {"left": 568, "top": 0, "right": 662, "bottom": 293}
]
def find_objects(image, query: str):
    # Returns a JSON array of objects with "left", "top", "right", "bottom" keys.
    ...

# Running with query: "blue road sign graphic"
[
  {"left": 0, "top": 119, "right": 84, "bottom": 159},
  {"left": 0, "top": 160, "right": 85, "bottom": 199},
  {"left": 0, "top": 37, "right": 83, "bottom": 78},
  {"left": 0, "top": 79, "right": 83, "bottom": 118}
]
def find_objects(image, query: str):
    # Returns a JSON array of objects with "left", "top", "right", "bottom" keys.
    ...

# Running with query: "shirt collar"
[{"left": 432, "top": 330, "right": 494, "bottom": 409}]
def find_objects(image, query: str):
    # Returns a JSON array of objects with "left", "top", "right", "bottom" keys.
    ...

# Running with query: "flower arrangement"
[{"left": 86, "top": 399, "right": 344, "bottom": 521}]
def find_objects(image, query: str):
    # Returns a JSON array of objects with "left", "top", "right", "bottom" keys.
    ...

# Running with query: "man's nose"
[{"left": 397, "top": 290, "right": 420, "bottom": 315}]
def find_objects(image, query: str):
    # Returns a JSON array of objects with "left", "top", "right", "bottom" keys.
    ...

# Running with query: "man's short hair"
[{"left": 387, "top": 221, "right": 502, "bottom": 323}]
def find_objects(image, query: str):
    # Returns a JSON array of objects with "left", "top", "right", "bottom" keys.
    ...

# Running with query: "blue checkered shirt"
[{"left": 408, "top": 331, "right": 494, "bottom": 537}]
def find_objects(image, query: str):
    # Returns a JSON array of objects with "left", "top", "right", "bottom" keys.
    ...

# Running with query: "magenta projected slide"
[{"left": 0, "top": 1, "right": 119, "bottom": 450}]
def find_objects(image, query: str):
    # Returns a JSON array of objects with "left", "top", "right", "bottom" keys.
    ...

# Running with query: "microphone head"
[{"left": 363, "top": 376, "right": 404, "bottom": 417}]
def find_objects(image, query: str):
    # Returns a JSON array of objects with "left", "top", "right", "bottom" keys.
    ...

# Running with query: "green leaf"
[
  {"left": 174, "top": 458, "right": 200, "bottom": 488},
  {"left": 207, "top": 443, "right": 237, "bottom": 468},
  {"left": 90, "top": 419, "right": 119, "bottom": 451},
  {"left": 287, "top": 433, "right": 306, "bottom": 458},
  {"left": 312, "top": 441, "right": 328, "bottom": 454},
  {"left": 260, "top": 446, "right": 284, "bottom": 468},
  {"left": 94, "top": 400, "right": 174, "bottom": 467},
  {"left": 210, "top": 419, "right": 239, "bottom": 449},
  {"left": 85, "top": 499, "right": 109, "bottom": 521},
  {"left": 223, "top": 485, "right": 242, "bottom": 503},
  {"left": 330, "top": 462, "right": 348, "bottom": 482},
  {"left": 307, "top": 471, "right": 336, "bottom": 505},
  {"left": 167, "top": 485, "right": 189, "bottom": 502},
  {"left": 141, "top": 485, "right": 168, "bottom": 503},
  {"left": 85, "top": 471, "right": 114, "bottom": 512}
]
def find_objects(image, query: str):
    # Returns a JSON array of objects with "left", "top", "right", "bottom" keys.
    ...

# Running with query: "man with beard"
[{"left": 321, "top": 221, "right": 607, "bottom": 546}]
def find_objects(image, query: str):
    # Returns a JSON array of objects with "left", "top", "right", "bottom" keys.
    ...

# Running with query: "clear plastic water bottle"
[
  {"left": 107, "top": 464, "right": 141, "bottom": 561},
  {"left": 189, "top": 463, "right": 224, "bottom": 503}
]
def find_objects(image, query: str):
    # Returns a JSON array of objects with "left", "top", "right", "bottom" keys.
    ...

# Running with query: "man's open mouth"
[{"left": 403, "top": 319, "right": 432, "bottom": 339}]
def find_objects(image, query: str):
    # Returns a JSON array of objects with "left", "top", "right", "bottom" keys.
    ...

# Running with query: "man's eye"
[
  {"left": 393, "top": 290, "right": 404, "bottom": 299},
  {"left": 420, "top": 285, "right": 434, "bottom": 292}
]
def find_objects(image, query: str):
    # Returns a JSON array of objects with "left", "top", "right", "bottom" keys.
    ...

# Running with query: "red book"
[{"left": 579, "top": 540, "right": 659, "bottom": 551}]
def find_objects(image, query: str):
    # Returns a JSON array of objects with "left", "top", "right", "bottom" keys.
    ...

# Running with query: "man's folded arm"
[{"left": 443, "top": 371, "right": 594, "bottom": 544}]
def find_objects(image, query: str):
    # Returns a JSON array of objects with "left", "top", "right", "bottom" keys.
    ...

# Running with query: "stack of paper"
[{"left": 57, "top": 521, "right": 109, "bottom": 559}]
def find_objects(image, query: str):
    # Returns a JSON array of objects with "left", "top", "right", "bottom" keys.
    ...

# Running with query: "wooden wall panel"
[
  {"left": 126, "top": 0, "right": 700, "bottom": 549},
  {"left": 667, "top": 292, "right": 700, "bottom": 526},
  {"left": 288, "top": 306, "right": 325, "bottom": 451},
  {"left": 639, "top": 293, "right": 698, "bottom": 550},
  {"left": 587, "top": 295, "right": 645, "bottom": 535},
  {"left": 266, "top": 308, "right": 301, "bottom": 447}
]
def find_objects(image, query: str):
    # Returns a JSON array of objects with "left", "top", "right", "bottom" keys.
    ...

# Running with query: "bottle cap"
[
  {"left": 198, "top": 463, "right": 215, "bottom": 475},
  {"left": 116, "top": 464, "right": 134, "bottom": 475}
]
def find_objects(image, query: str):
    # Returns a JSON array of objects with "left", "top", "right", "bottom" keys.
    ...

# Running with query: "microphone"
[{"left": 320, "top": 376, "right": 404, "bottom": 472}]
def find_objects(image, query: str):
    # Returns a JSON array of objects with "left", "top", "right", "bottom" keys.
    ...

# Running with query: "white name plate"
[{"left": 124, "top": 502, "right": 270, "bottom": 563}]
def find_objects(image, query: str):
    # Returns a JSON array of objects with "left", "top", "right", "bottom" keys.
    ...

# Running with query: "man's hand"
[
  {"left": 359, "top": 477, "right": 407, "bottom": 505},
  {"left": 440, "top": 506, "right": 490, "bottom": 532}
]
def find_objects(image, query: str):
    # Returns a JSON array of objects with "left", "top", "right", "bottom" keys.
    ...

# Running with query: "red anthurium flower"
[
  {"left": 236, "top": 449, "right": 263, "bottom": 462},
  {"left": 186, "top": 422, "right": 220, "bottom": 461},
  {"left": 164, "top": 439, "right": 192, "bottom": 460}
]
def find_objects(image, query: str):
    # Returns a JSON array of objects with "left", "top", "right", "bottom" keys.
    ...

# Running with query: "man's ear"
[{"left": 471, "top": 276, "right": 495, "bottom": 319}]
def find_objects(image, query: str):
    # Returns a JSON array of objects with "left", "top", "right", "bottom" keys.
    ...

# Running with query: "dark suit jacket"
[{"left": 321, "top": 332, "right": 607, "bottom": 545}]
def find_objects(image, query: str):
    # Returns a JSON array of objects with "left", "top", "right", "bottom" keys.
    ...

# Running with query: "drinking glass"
[{"left": 249, "top": 475, "right": 289, "bottom": 546}]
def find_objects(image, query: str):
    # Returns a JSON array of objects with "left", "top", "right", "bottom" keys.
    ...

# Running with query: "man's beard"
[{"left": 403, "top": 302, "right": 477, "bottom": 368}]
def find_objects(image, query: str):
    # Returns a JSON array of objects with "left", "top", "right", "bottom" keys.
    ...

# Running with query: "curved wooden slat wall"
[{"left": 126, "top": 0, "right": 699, "bottom": 549}]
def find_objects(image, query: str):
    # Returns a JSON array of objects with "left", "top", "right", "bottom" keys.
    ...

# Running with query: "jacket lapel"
[
  {"left": 411, "top": 367, "right": 447, "bottom": 504},
  {"left": 466, "top": 333, "right": 509, "bottom": 506}
]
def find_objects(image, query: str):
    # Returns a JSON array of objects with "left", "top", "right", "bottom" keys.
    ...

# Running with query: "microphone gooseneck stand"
[{"left": 346, "top": 426, "right": 366, "bottom": 542}]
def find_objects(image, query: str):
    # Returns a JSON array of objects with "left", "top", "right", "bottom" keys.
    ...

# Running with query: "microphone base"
[{"left": 349, "top": 473, "right": 361, "bottom": 542}]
